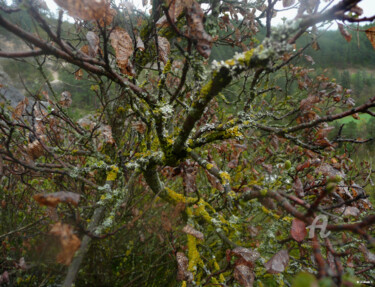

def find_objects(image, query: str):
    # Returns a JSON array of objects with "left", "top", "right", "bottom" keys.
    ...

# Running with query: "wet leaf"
[
  {"left": 231, "top": 247, "right": 260, "bottom": 263},
  {"left": 264, "top": 249, "right": 289, "bottom": 274},
  {"left": 110, "top": 27, "right": 134, "bottom": 76},
  {"left": 185, "top": 1, "right": 212, "bottom": 58},
  {"left": 293, "top": 177, "right": 304, "bottom": 197},
  {"left": 50, "top": 222, "right": 81, "bottom": 265},
  {"left": 338, "top": 24, "right": 352, "bottom": 43},
  {"left": 291, "top": 218, "right": 307, "bottom": 242},
  {"left": 233, "top": 264, "right": 255, "bottom": 287},
  {"left": 176, "top": 252, "right": 193, "bottom": 281},
  {"left": 182, "top": 224, "right": 204, "bottom": 240},
  {"left": 365, "top": 27, "right": 375, "bottom": 50},
  {"left": 33, "top": 191, "right": 80, "bottom": 207}
]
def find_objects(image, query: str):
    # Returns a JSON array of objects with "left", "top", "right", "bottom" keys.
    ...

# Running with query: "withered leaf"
[
  {"left": 264, "top": 250, "right": 289, "bottom": 274},
  {"left": 233, "top": 264, "right": 255, "bottom": 287},
  {"left": 182, "top": 224, "right": 204, "bottom": 240},
  {"left": 291, "top": 218, "right": 307, "bottom": 242},
  {"left": 176, "top": 252, "right": 194, "bottom": 282},
  {"left": 365, "top": 27, "right": 375, "bottom": 50},
  {"left": 283, "top": 0, "right": 295, "bottom": 8},
  {"left": 185, "top": 1, "right": 212, "bottom": 58},
  {"left": 75, "top": 69, "right": 83, "bottom": 80},
  {"left": 12, "top": 97, "right": 28, "bottom": 120},
  {"left": 338, "top": 23, "right": 352, "bottom": 43},
  {"left": 110, "top": 27, "right": 134, "bottom": 76},
  {"left": 54, "top": 0, "right": 114, "bottom": 25},
  {"left": 293, "top": 177, "right": 304, "bottom": 197},
  {"left": 86, "top": 31, "right": 100, "bottom": 57},
  {"left": 50, "top": 222, "right": 81, "bottom": 265},
  {"left": 59, "top": 91, "right": 72, "bottom": 107},
  {"left": 231, "top": 247, "right": 260, "bottom": 263},
  {"left": 33, "top": 191, "right": 80, "bottom": 207},
  {"left": 157, "top": 36, "right": 170, "bottom": 64},
  {"left": 359, "top": 243, "right": 375, "bottom": 263}
]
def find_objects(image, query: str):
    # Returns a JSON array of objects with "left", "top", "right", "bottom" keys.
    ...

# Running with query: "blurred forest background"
[{"left": 1, "top": 11, "right": 375, "bottom": 160}]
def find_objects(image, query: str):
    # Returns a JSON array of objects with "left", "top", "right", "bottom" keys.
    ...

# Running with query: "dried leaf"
[
  {"left": 304, "top": 55, "right": 315, "bottom": 65},
  {"left": 359, "top": 243, "right": 375, "bottom": 263},
  {"left": 110, "top": 27, "right": 134, "bottom": 76},
  {"left": 12, "top": 97, "right": 28, "bottom": 120},
  {"left": 311, "top": 41, "right": 320, "bottom": 51},
  {"left": 50, "top": 222, "right": 81, "bottom": 265},
  {"left": 176, "top": 252, "right": 194, "bottom": 281},
  {"left": 136, "top": 36, "right": 145, "bottom": 51},
  {"left": 283, "top": 0, "right": 295, "bottom": 8},
  {"left": 352, "top": 113, "right": 360, "bottom": 120},
  {"left": 338, "top": 23, "right": 352, "bottom": 43},
  {"left": 291, "top": 218, "right": 307, "bottom": 242},
  {"left": 182, "top": 160, "right": 197, "bottom": 194},
  {"left": 264, "top": 250, "right": 289, "bottom": 274},
  {"left": 26, "top": 136, "right": 46, "bottom": 160},
  {"left": 132, "top": 121, "right": 147, "bottom": 133},
  {"left": 75, "top": 69, "right": 83, "bottom": 80},
  {"left": 54, "top": 0, "right": 114, "bottom": 25},
  {"left": 86, "top": 31, "right": 100, "bottom": 57},
  {"left": 34, "top": 191, "right": 80, "bottom": 208},
  {"left": 185, "top": 1, "right": 212, "bottom": 58},
  {"left": 98, "top": 125, "right": 115, "bottom": 145},
  {"left": 365, "top": 27, "right": 375, "bottom": 50},
  {"left": 59, "top": 91, "right": 72, "bottom": 107},
  {"left": 233, "top": 264, "right": 255, "bottom": 287},
  {"left": 157, "top": 36, "right": 170, "bottom": 64},
  {"left": 293, "top": 177, "right": 304, "bottom": 197},
  {"left": 182, "top": 224, "right": 204, "bottom": 240},
  {"left": 232, "top": 247, "right": 260, "bottom": 263}
]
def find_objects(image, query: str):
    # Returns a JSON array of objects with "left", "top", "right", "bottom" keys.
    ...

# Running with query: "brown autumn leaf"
[
  {"left": 338, "top": 23, "right": 352, "bottom": 43},
  {"left": 12, "top": 97, "right": 28, "bottom": 120},
  {"left": 182, "top": 224, "right": 204, "bottom": 240},
  {"left": 283, "top": 0, "right": 295, "bottom": 8},
  {"left": 75, "top": 69, "right": 83, "bottom": 80},
  {"left": 185, "top": 1, "right": 212, "bottom": 58},
  {"left": 33, "top": 191, "right": 80, "bottom": 208},
  {"left": 264, "top": 249, "right": 289, "bottom": 274},
  {"left": 311, "top": 41, "right": 320, "bottom": 51},
  {"left": 293, "top": 177, "right": 304, "bottom": 197},
  {"left": 352, "top": 113, "right": 360, "bottom": 120},
  {"left": 365, "top": 27, "right": 375, "bottom": 50},
  {"left": 291, "top": 218, "right": 307, "bottom": 242},
  {"left": 157, "top": 36, "right": 170, "bottom": 64},
  {"left": 86, "top": 31, "right": 100, "bottom": 57},
  {"left": 233, "top": 264, "right": 255, "bottom": 287},
  {"left": 110, "top": 27, "right": 134, "bottom": 76},
  {"left": 26, "top": 135, "right": 46, "bottom": 160},
  {"left": 53, "top": 0, "right": 114, "bottom": 25},
  {"left": 176, "top": 252, "right": 194, "bottom": 282},
  {"left": 132, "top": 121, "right": 147, "bottom": 133},
  {"left": 59, "top": 91, "right": 72, "bottom": 107},
  {"left": 231, "top": 247, "right": 260, "bottom": 264},
  {"left": 50, "top": 222, "right": 81, "bottom": 265}
]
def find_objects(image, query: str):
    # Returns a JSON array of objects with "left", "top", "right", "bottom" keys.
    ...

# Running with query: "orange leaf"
[
  {"left": 338, "top": 23, "right": 352, "bottom": 43},
  {"left": 33, "top": 191, "right": 80, "bottom": 208},
  {"left": 365, "top": 27, "right": 375, "bottom": 50},
  {"left": 50, "top": 222, "right": 81, "bottom": 265}
]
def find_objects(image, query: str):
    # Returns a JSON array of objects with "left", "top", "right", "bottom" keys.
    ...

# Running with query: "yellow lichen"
[
  {"left": 106, "top": 165, "right": 119, "bottom": 181},
  {"left": 219, "top": 171, "right": 231, "bottom": 184},
  {"left": 187, "top": 234, "right": 203, "bottom": 273},
  {"left": 206, "top": 163, "right": 213, "bottom": 170}
]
